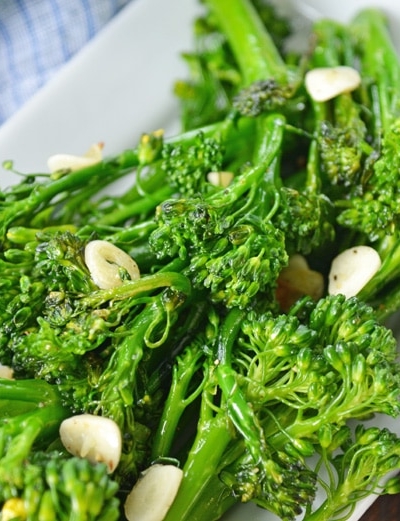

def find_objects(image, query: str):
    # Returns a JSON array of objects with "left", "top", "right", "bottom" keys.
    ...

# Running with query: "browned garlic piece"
[
  {"left": 124, "top": 464, "right": 183, "bottom": 521},
  {"left": 328, "top": 245, "right": 381, "bottom": 298},
  {"left": 47, "top": 142, "right": 103, "bottom": 172},
  {"left": 305, "top": 66, "right": 361, "bottom": 102},
  {"left": 277, "top": 253, "right": 324, "bottom": 312},
  {"left": 84, "top": 240, "right": 140, "bottom": 289},
  {"left": 59, "top": 414, "right": 122, "bottom": 473},
  {"left": 207, "top": 171, "right": 234, "bottom": 188},
  {"left": 0, "top": 363, "right": 14, "bottom": 379}
]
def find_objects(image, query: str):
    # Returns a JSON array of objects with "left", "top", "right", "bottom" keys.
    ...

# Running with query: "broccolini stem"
[
  {"left": 0, "top": 403, "right": 69, "bottom": 467},
  {"left": 357, "top": 234, "right": 400, "bottom": 307},
  {"left": 160, "top": 310, "right": 249, "bottom": 521},
  {"left": 351, "top": 8, "right": 400, "bottom": 131},
  {"left": 369, "top": 282, "right": 400, "bottom": 323},
  {"left": 104, "top": 220, "right": 157, "bottom": 244},
  {"left": 94, "top": 281, "right": 191, "bottom": 477},
  {"left": 0, "top": 377, "right": 63, "bottom": 407},
  {"left": 97, "top": 185, "right": 173, "bottom": 226},
  {"left": 0, "top": 151, "right": 140, "bottom": 244},
  {"left": 79, "top": 268, "right": 191, "bottom": 308},
  {"left": 304, "top": 496, "right": 354, "bottom": 521},
  {"left": 216, "top": 308, "right": 268, "bottom": 467},
  {"left": 311, "top": 18, "right": 357, "bottom": 69},
  {"left": 208, "top": 113, "right": 286, "bottom": 208},
  {"left": 163, "top": 411, "right": 236, "bottom": 521},
  {"left": 205, "top": 0, "right": 286, "bottom": 84},
  {"left": 150, "top": 342, "right": 206, "bottom": 459}
]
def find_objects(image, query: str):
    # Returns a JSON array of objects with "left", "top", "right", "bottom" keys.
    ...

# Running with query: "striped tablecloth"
[{"left": 0, "top": 0, "right": 133, "bottom": 125}]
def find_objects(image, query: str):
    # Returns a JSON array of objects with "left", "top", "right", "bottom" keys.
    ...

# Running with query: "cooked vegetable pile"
[{"left": 2, "top": 1, "right": 400, "bottom": 520}]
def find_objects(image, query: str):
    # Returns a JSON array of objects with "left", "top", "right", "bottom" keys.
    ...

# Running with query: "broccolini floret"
[
  {"left": 331, "top": 10, "right": 400, "bottom": 238},
  {"left": 305, "top": 425, "right": 400, "bottom": 521},
  {"left": 1, "top": 448, "right": 120, "bottom": 521},
  {"left": 153, "top": 293, "right": 400, "bottom": 521}
]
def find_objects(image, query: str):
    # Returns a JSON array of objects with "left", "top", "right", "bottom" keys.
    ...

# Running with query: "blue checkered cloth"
[{"left": 0, "top": 0, "right": 132, "bottom": 125}]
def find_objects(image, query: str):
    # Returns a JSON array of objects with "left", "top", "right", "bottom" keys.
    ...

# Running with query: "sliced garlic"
[
  {"left": 285, "top": 253, "right": 310, "bottom": 271},
  {"left": 1, "top": 498, "right": 26, "bottom": 521},
  {"left": 47, "top": 142, "right": 104, "bottom": 173},
  {"left": 59, "top": 414, "right": 122, "bottom": 473},
  {"left": 124, "top": 464, "right": 183, "bottom": 521},
  {"left": 0, "top": 363, "right": 14, "bottom": 379},
  {"left": 207, "top": 171, "right": 234, "bottom": 188},
  {"left": 277, "top": 254, "right": 324, "bottom": 311},
  {"left": 305, "top": 66, "right": 361, "bottom": 102},
  {"left": 328, "top": 245, "right": 381, "bottom": 298},
  {"left": 84, "top": 240, "right": 140, "bottom": 289}
]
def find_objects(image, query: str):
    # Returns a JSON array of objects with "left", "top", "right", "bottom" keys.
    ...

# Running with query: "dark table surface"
[{"left": 360, "top": 493, "right": 400, "bottom": 521}]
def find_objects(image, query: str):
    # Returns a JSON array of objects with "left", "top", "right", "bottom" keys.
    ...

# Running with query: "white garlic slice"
[
  {"left": 124, "top": 464, "right": 183, "bottom": 521},
  {"left": 1, "top": 498, "right": 26, "bottom": 521},
  {"left": 207, "top": 171, "right": 234, "bottom": 188},
  {"left": 328, "top": 245, "right": 381, "bottom": 298},
  {"left": 0, "top": 363, "right": 14, "bottom": 379},
  {"left": 47, "top": 142, "right": 103, "bottom": 173},
  {"left": 84, "top": 240, "right": 140, "bottom": 289},
  {"left": 59, "top": 414, "right": 122, "bottom": 473},
  {"left": 305, "top": 66, "right": 361, "bottom": 102}
]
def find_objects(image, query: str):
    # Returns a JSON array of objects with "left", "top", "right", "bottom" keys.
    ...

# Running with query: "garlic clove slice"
[
  {"left": 277, "top": 254, "right": 324, "bottom": 311},
  {"left": 328, "top": 245, "right": 381, "bottom": 298},
  {"left": 305, "top": 66, "right": 361, "bottom": 102},
  {"left": 59, "top": 414, "right": 122, "bottom": 473},
  {"left": 84, "top": 240, "right": 140, "bottom": 289},
  {"left": 286, "top": 253, "right": 310, "bottom": 271},
  {"left": 1, "top": 498, "right": 27, "bottom": 521},
  {"left": 47, "top": 142, "right": 103, "bottom": 173},
  {"left": 207, "top": 171, "right": 234, "bottom": 188},
  {"left": 124, "top": 464, "right": 183, "bottom": 521},
  {"left": 0, "top": 363, "right": 14, "bottom": 379}
]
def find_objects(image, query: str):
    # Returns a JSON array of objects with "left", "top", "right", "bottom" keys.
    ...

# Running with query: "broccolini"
[{"left": 1, "top": 1, "right": 400, "bottom": 521}]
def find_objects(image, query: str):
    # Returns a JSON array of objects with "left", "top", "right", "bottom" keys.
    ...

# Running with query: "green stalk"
[
  {"left": 0, "top": 149, "right": 140, "bottom": 243},
  {"left": 208, "top": 113, "right": 286, "bottom": 208},
  {"left": 205, "top": 0, "right": 286, "bottom": 84},
  {"left": 97, "top": 185, "right": 172, "bottom": 226},
  {"left": 160, "top": 309, "right": 247, "bottom": 520},
  {"left": 0, "top": 378, "right": 62, "bottom": 406},
  {"left": 305, "top": 496, "right": 355, "bottom": 521},
  {"left": 163, "top": 411, "right": 236, "bottom": 521},
  {"left": 96, "top": 281, "right": 191, "bottom": 477},
  {"left": 150, "top": 342, "right": 205, "bottom": 459},
  {"left": 351, "top": 8, "right": 400, "bottom": 130},
  {"left": 0, "top": 403, "right": 69, "bottom": 467},
  {"left": 369, "top": 282, "right": 400, "bottom": 323},
  {"left": 358, "top": 234, "right": 400, "bottom": 303},
  {"left": 79, "top": 269, "right": 191, "bottom": 309},
  {"left": 105, "top": 220, "right": 157, "bottom": 243},
  {"left": 215, "top": 308, "right": 267, "bottom": 463}
]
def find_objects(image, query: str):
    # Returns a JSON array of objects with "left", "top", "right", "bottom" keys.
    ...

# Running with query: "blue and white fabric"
[{"left": 0, "top": 0, "right": 132, "bottom": 125}]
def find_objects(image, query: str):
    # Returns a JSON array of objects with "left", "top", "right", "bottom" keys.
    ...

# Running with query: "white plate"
[
  {"left": 0, "top": 0, "right": 203, "bottom": 181},
  {"left": 0, "top": 1, "right": 399, "bottom": 520}
]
